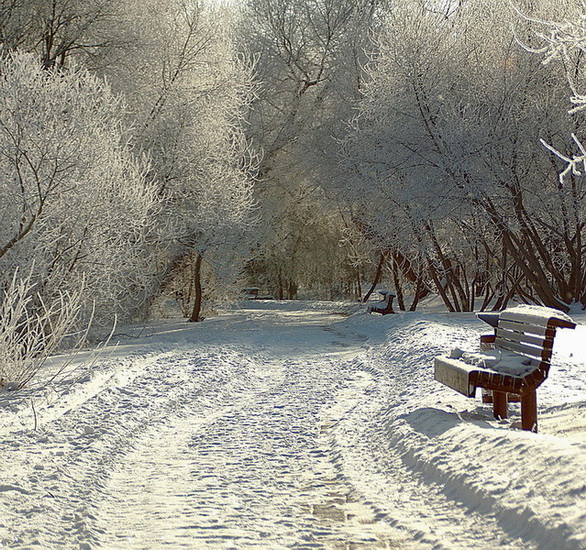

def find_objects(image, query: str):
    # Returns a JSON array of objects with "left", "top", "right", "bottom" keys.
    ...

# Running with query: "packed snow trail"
[
  {"left": 0, "top": 301, "right": 584, "bottom": 549},
  {"left": 92, "top": 306, "right": 413, "bottom": 549}
]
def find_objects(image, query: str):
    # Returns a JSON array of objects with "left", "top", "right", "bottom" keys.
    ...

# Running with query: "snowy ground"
[{"left": 0, "top": 300, "right": 585, "bottom": 549}]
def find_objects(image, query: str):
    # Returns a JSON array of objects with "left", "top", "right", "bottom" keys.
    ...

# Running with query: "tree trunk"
[
  {"left": 189, "top": 253, "right": 203, "bottom": 323},
  {"left": 362, "top": 253, "right": 385, "bottom": 302},
  {"left": 427, "top": 259, "right": 456, "bottom": 312},
  {"left": 355, "top": 266, "right": 362, "bottom": 301},
  {"left": 390, "top": 254, "right": 406, "bottom": 311},
  {"left": 277, "top": 268, "right": 284, "bottom": 300},
  {"left": 410, "top": 277, "right": 425, "bottom": 311}
]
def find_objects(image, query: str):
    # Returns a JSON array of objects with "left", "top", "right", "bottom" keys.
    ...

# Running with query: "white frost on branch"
[
  {"left": 515, "top": 2, "right": 586, "bottom": 184},
  {"left": 0, "top": 50, "right": 161, "bottom": 326},
  {"left": 540, "top": 134, "right": 586, "bottom": 185},
  {"left": 513, "top": 1, "right": 586, "bottom": 113}
]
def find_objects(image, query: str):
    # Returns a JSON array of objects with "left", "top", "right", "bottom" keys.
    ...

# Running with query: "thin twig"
[{"left": 31, "top": 398, "right": 37, "bottom": 431}]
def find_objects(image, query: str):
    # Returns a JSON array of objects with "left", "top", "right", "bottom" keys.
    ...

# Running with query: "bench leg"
[
  {"left": 521, "top": 390, "right": 538, "bottom": 433},
  {"left": 493, "top": 391, "right": 508, "bottom": 420}
]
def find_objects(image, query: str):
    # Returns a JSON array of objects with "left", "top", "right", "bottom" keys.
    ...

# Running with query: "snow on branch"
[
  {"left": 540, "top": 134, "right": 586, "bottom": 185},
  {"left": 513, "top": 1, "right": 586, "bottom": 112}
]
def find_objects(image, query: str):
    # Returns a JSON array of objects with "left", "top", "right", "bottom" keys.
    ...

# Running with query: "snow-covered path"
[
  {"left": 94, "top": 350, "right": 401, "bottom": 549},
  {"left": 1, "top": 304, "right": 410, "bottom": 549},
  {"left": 1, "top": 301, "right": 585, "bottom": 549},
  {"left": 91, "top": 306, "right": 414, "bottom": 549}
]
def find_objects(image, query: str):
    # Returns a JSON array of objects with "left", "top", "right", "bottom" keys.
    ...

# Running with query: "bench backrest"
[{"left": 495, "top": 306, "right": 576, "bottom": 367}]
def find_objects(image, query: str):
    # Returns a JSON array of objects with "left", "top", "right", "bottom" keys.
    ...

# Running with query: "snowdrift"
[{"left": 333, "top": 309, "right": 586, "bottom": 549}]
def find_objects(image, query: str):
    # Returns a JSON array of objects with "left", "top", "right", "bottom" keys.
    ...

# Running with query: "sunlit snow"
[{"left": 0, "top": 300, "right": 584, "bottom": 549}]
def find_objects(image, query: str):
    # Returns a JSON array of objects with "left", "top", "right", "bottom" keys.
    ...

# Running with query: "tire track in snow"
[
  {"left": 0, "top": 348, "right": 261, "bottom": 549},
  {"left": 92, "top": 348, "right": 411, "bottom": 549}
]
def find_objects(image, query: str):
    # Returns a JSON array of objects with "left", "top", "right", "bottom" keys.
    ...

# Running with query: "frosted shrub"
[{"left": 0, "top": 271, "right": 85, "bottom": 390}]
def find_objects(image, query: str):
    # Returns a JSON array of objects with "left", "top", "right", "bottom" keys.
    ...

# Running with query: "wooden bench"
[
  {"left": 242, "top": 287, "right": 260, "bottom": 299},
  {"left": 434, "top": 305, "right": 575, "bottom": 432},
  {"left": 368, "top": 290, "right": 396, "bottom": 315}
]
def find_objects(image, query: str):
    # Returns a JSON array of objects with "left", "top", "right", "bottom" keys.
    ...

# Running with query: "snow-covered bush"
[{"left": 0, "top": 270, "right": 85, "bottom": 390}]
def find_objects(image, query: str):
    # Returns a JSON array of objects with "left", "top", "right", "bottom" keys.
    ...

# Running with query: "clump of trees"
[
  {"left": 99, "top": 0, "right": 257, "bottom": 322},
  {"left": 340, "top": 0, "right": 586, "bottom": 312},
  {"left": 0, "top": 0, "right": 256, "bottom": 388},
  {"left": 238, "top": 0, "right": 383, "bottom": 300},
  {"left": 236, "top": 0, "right": 586, "bottom": 313},
  {"left": 0, "top": 50, "right": 159, "bottom": 388},
  {"left": 1, "top": 0, "right": 586, "bottom": 388},
  {"left": 0, "top": 51, "right": 158, "bottom": 319}
]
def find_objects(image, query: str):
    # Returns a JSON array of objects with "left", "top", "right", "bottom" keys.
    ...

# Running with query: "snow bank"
[{"left": 334, "top": 309, "right": 586, "bottom": 549}]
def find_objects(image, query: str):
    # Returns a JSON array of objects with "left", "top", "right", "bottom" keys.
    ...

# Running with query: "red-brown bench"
[
  {"left": 434, "top": 305, "right": 575, "bottom": 432},
  {"left": 368, "top": 290, "right": 396, "bottom": 315}
]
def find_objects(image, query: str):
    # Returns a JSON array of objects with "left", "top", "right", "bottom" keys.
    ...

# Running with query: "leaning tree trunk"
[
  {"left": 189, "top": 253, "right": 203, "bottom": 323},
  {"left": 362, "top": 253, "right": 385, "bottom": 303},
  {"left": 390, "top": 254, "right": 406, "bottom": 311}
]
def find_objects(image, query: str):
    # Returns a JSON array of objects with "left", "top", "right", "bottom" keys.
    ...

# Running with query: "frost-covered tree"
[
  {"left": 0, "top": 51, "right": 159, "bottom": 325},
  {"left": 515, "top": 0, "right": 586, "bottom": 308},
  {"left": 0, "top": 0, "right": 120, "bottom": 69},
  {"left": 242, "top": 0, "right": 379, "bottom": 166},
  {"left": 239, "top": 0, "right": 384, "bottom": 298},
  {"left": 101, "top": 0, "right": 257, "bottom": 320},
  {"left": 343, "top": 0, "right": 585, "bottom": 310}
]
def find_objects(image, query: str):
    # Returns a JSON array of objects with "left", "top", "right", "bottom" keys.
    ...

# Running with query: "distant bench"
[
  {"left": 434, "top": 305, "right": 575, "bottom": 432},
  {"left": 242, "top": 287, "right": 260, "bottom": 299},
  {"left": 242, "top": 287, "right": 274, "bottom": 300},
  {"left": 368, "top": 290, "right": 396, "bottom": 315}
]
